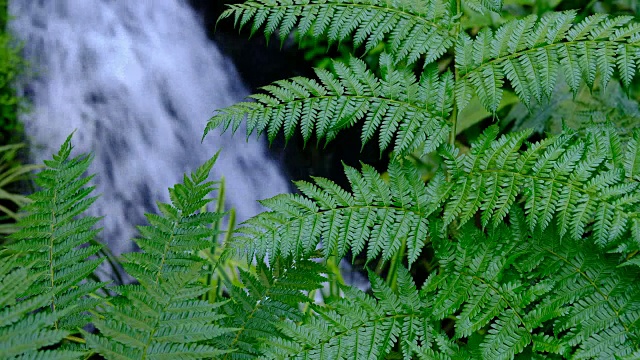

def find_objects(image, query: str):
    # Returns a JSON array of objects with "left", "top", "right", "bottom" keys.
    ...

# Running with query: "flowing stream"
[{"left": 9, "top": 0, "right": 290, "bottom": 255}]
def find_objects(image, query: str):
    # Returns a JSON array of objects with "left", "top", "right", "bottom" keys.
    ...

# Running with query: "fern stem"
[
  {"left": 326, "top": 254, "right": 345, "bottom": 299},
  {"left": 386, "top": 237, "right": 406, "bottom": 291},
  {"left": 65, "top": 335, "right": 86, "bottom": 344},
  {"left": 449, "top": 0, "right": 462, "bottom": 147},
  {"left": 204, "top": 177, "right": 228, "bottom": 302},
  {"left": 48, "top": 191, "right": 57, "bottom": 328}
]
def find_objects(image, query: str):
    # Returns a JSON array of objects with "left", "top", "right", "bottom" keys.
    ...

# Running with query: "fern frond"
[
  {"left": 232, "top": 158, "right": 432, "bottom": 266},
  {"left": 456, "top": 11, "right": 640, "bottom": 113},
  {"left": 219, "top": 0, "right": 454, "bottom": 65},
  {"left": 214, "top": 258, "right": 325, "bottom": 359},
  {"left": 0, "top": 253, "right": 85, "bottom": 359},
  {"left": 422, "top": 211, "right": 640, "bottom": 359},
  {"left": 6, "top": 134, "right": 105, "bottom": 331},
  {"left": 86, "top": 154, "right": 233, "bottom": 359},
  {"left": 206, "top": 56, "right": 452, "bottom": 156},
  {"left": 261, "top": 266, "right": 459, "bottom": 359},
  {"left": 429, "top": 125, "right": 640, "bottom": 252}
]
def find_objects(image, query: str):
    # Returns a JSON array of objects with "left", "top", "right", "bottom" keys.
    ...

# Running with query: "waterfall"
[{"left": 8, "top": 0, "right": 290, "bottom": 256}]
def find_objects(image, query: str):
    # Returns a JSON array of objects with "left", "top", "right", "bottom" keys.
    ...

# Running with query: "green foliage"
[
  {"left": 85, "top": 154, "right": 234, "bottom": 360},
  {"left": 261, "top": 266, "right": 455, "bottom": 359},
  {"left": 215, "top": 258, "right": 326, "bottom": 359},
  {"left": 219, "top": 0, "right": 455, "bottom": 65},
  {"left": 506, "top": 77, "right": 640, "bottom": 138},
  {"left": 431, "top": 125, "right": 640, "bottom": 250},
  {"left": 7, "top": 135, "right": 105, "bottom": 331},
  {"left": 204, "top": 0, "right": 640, "bottom": 358},
  {"left": 0, "top": 1, "right": 27, "bottom": 143},
  {"left": 0, "top": 143, "right": 40, "bottom": 236},
  {"left": 207, "top": 56, "right": 453, "bottom": 155},
  {"left": 234, "top": 158, "right": 432, "bottom": 266},
  {"left": 455, "top": 11, "right": 640, "bottom": 113},
  {"left": 423, "top": 211, "right": 640, "bottom": 359},
  {"left": 3, "top": 0, "right": 640, "bottom": 359},
  {"left": 0, "top": 253, "right": 85, "bottom": 359}
]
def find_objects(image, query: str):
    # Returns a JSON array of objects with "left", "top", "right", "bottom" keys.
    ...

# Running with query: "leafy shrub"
[{"left": 1, "top": 0, "right": 640, "bottom": 359}]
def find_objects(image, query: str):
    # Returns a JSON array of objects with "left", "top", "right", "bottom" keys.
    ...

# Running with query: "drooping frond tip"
[{"left": 206, "top": 55, "right": 452, "bottom": 156}]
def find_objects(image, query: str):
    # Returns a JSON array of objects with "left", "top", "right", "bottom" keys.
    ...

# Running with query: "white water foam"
[{"left": 9, "top": 0, "right": 289, "bottom": 255}]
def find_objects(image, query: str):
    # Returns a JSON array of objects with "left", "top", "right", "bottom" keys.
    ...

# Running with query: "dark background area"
[{"left": 187, "top": 0, "right": 391, "bottom": 189}]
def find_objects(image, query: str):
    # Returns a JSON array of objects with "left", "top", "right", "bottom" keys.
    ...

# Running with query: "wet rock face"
[
  {"left": 187, "top": 0, "right": 390, "bottom": 193},
  {"left": 187, "top": 0, "right": 310, "bottom": 91}
]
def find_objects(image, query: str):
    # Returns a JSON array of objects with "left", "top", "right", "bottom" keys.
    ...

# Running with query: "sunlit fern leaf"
[
  {"left": 0, "top": 252, "right": 85, "bottom": 359},
  {"left": 206, "top": 55, "right": 452, "bottom": 156},
  {"left": 456, "top": 11, "right": 640, "bottom": 113},
  {"left": 85, "top": 154, "right": 233, "bottom": 360},
  {"left": 427, "top": 125, "right": 640, "bottom": 253},
  {"left": 422, "top": 210, "right": 640, "bottom": 359},
  {"left": 219, "top": 0, "right": 455, "bottom": 65},
  {"left": 6, "top": 134, "right": 106, "bottom": 332},
  {"left": 213, "top": 258, "right": 325, "bottom": 359},
  {"left": 232, "top": 158, "right": 432, "bottom": 267},
  {"left": 261, "top": 266, "right": 456, "bottom": 360}
]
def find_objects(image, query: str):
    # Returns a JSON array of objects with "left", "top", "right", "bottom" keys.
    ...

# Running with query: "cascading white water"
[{"left": 8, "top": 0, "right": 289, "bottom": 255}]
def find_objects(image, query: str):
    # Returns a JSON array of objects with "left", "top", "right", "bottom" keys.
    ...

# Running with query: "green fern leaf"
[
  {"left": 220, "top": 0, "right": 455, "bottom": 65},
  {"left": 206, "top": 55, "right": 452, "bottom": 155},
  {"left": 625, "top": 129, "right": 640, "bottom": 181},
  {"left": 0, "top": 253, "right": 85, "bottom": 359},
  {"left": 431, "top": 126, "right": 640, "bottom": 253},
  {"left": 465, "top": 0, "right": 503, "bottom": 15},
  {"left": 422, "top": 211, "right": 640, "bottom": 358},
  {"left": 7, "top": 134, "right": 106, "bottom": 331},
  {"left": 457, "top": 11, "right": 640, "bottom": 112},
  {"left": 86, "top": 154, "right": 233, "bottom": 360},
  {"left": 261, "top": 266, "right": 452, "bottom": 359},
  {"left": 214, "top": 258, "right": 325, "bottom": 359},
  {"left": 507, "top": 78, "right": 640, "bottom": 141},
  {"left": 232, "top": 159, "right": 431, "bottom": 267}
]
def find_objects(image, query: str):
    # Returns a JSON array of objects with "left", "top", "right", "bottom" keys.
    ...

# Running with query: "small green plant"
[
  {"left": 0, "top": 144, "right": 39, "bottom": 238},
  {"left": 1, "top": 0, "right": 640, "bottom": 359},
  {"left": 0, "top": 0, "right": 27, "bottom": 144}
]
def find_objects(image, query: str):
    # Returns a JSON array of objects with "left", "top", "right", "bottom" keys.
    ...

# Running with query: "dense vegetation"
[
  {"left": 0, "top": 0, "right": 35, "bottom": 239},
  {"left": 1, "top": 0, "right": 640, "bottom": 359}
]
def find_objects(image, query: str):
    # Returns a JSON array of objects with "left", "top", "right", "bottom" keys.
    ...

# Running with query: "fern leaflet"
[
  {"left": 7, "top": 134, "right": 106, "bottom": 331},
  {"left": 429, "top": 125, "right": 640, "bottom": 254},
  {"left": 456, "top": 11, "right": 640, "bottom": 113},
  {"left": 0, "top": 252, "right": 85, "bottom": 359},
  {"left": 206, "top": 55, "right": 452, "bottom": 156},
  {"left": 214, "top": 258, "right": 326, "bottom": 359},
  {"left": 262, "top": 266, "right": 460, "bottom": 359},
  {"left": 85, "top": 154, "right": 233, "bottom": 360},
  {"left": 422, "top": 211, "right": 640, "bottom": 359},
  {"left": 232, "top": 157, "right": 432, "bottom": 266},
  {"left": 219, "top": 0, "right": 455, "bottom": 65}
]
